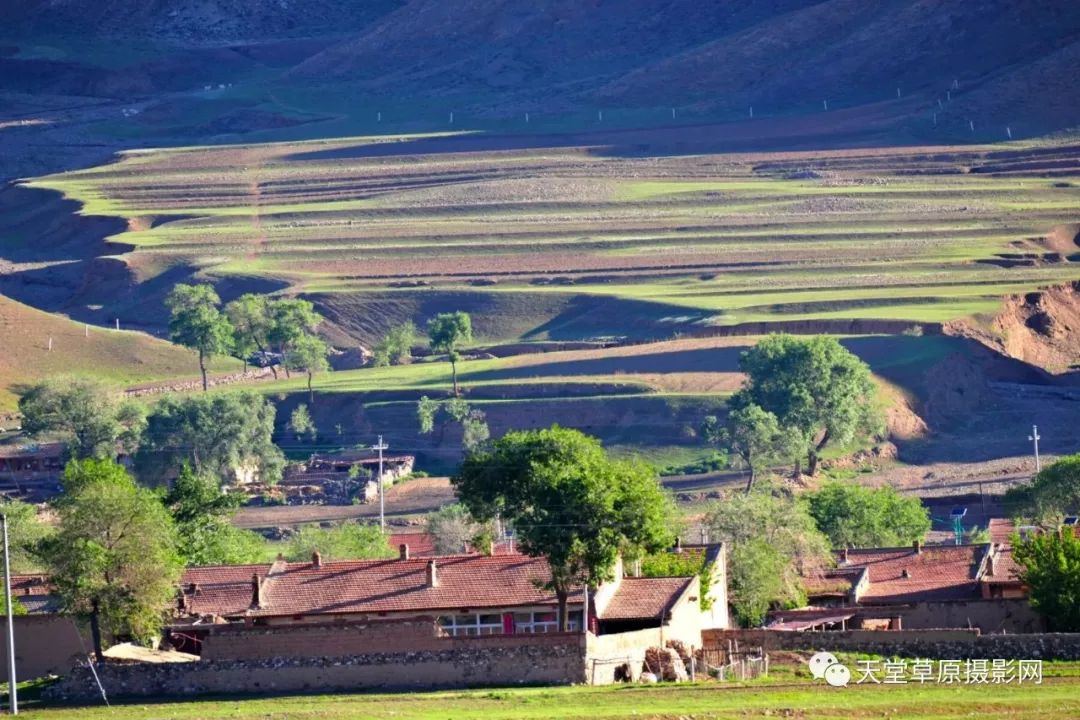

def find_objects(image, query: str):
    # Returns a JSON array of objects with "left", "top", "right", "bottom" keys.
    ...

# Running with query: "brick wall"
[
  {"left": 703, "top": 628, "right": 1080, "bottom": 660},
  {"left": 201, "top": 618, "right": 448, "bottom": 660}
]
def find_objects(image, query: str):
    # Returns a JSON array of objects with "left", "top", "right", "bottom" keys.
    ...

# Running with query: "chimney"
[
  {"left": 840, "top": 546, "right": 849, "bottom": 563},
  {"left": 251, "top": 574, "right": 263, "bottom": 608},
  {"left": 901, "top": 568, "right": 912, "bottom": 579},
  {"left": 399, "top": 543, "right": 410, "bottom": 561},
  {"left": 312, "top": 550, "right": 323, "bottom": 568},
  {"left": 673, "top": 536, "right": 682, "bottom": 553},
  {"left": 426, "top": 559, "right": 439, "bottom": 588},
  {"left": 913, "top": 540, "right": 922, "bottom": 555}
]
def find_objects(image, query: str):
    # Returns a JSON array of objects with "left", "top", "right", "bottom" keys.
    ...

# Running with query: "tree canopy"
[
  {"left": 703, "top": 403, "right": 798, "bottom": 492},
  {"left": 427, "top": 312, "right": 472, "bottom": 396},
  {"left": 0, "top": 498, "right": 51, "bottom": 574},
  {"left": 454, "top": 426, "right": 675, "bottom": 630},
  {"left": 41, "top": 459, "right": 182, "bottom": 660},
  {"left": 372, "top": 321, "right": 417, "bottom": 367},
  {"left": 136, "top": 391, "right": 285, "bottom": 486},
  {"left": 426, "top": 503, "right": 495, "bottom": 555},
  {"left": 734, "top": 335, "right": 882, "bottom": 476},
  {"left": 285, "top": 333, "right": 330, "bottom": 404},
  {"left": 18, "top": 377, "right": 144, "bottom": 459},
  {"left": 163, "top": 465, "right": 264, "bottom": 566},
  {"left": 805, "top": 481, "right": 931, "bottom": 549},
  {"left": 224, "top": 293, "right": 272, "bottom": 372},
  {"left": 705, "top": 483, "right": 831, "bottom": 626},
  {"left": 285, "top": 522, "right": 393, "bottom": 562},
  {"left": 1012, "top": 528, "right": 1080, "bottom": 631},
  {"left": 417, "top": 395, "right": 489, "bottom": 452},
  {"left": 166, "top": 283, "right": 234, "bottom": 391},
  {"left": 1005, "top": 453, "right": 1080, "bottom": 525}
]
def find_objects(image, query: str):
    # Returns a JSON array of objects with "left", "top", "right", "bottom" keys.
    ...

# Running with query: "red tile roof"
[
  {"left": 988, "top": 519, "right": 1016, "bottom": 545},
  {"left": 181, "top": 554, "right": 583, "bottom": 619},
  {"left": 10, "top": 574, "right": 52, "bottom": 597},
  {"left": 388, "top": 533, "right": 437, "bottom": 557},
  {"left": 599, "top": 577, "right": 694, "bottom": 621},
  {"left": 833, "top": 544, "right": 990, "bottom": 603},
  {"left": 803, "top": 567, "right": 865, "bottom": 598},
  {"left": 983, "top": 545, "right": 1024, "bottom": 585}
]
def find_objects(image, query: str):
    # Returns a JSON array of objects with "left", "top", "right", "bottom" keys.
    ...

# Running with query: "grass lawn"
[{"left": 19, "top": 674, "right": 1080, "bottom": 719}]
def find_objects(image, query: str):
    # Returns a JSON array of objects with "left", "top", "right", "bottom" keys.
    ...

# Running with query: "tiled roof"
[
  {"left": 803, "top": 567, "right": 864, "bottom": 597},
  {"left": 833, "top": 544, "right": 990, "bottom": 603},
  {"left": 983, "top": 544, "right": 1024, "bottom": 585},
  {"left": 988, "top": 519, "right": 1016, "bottom": 545},
  {"left": 9, "top": 574, "right": 60, "bottom": 615},
  {"left": 599, "top": 577, "right": 694, "bottom": 621},
  {"left": 0, "top": 442, "right": 65, "bottom": 459},
  {"left": 388, "top": 533, "right": 437, "bottom": 557},
  {"left": 180, "top": 554, "right": 583, "bottom": 619}
]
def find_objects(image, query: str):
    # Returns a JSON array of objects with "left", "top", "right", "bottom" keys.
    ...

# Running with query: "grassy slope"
[
  {"left": 22, "top": 674, "right": 1080, "bottom": 719},
  {"left": 0, "top": 294, "right": 231, "bottom": 411}
]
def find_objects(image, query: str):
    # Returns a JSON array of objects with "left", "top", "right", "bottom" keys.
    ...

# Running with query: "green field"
[
  {"left": 23, "top": 138, "right": 1080, "bottom": 343},
  {"left": 20, "top": 674, "right": 1080, "bottom": 719}
]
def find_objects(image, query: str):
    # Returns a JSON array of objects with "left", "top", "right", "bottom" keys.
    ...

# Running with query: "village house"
[
  {"left": 769, "top": 536, "right": 1041, "bottom": 633},
  {"left": 0, "top": 441, "right": 65, "bottom": 496},
  {"left": 275, "top": 449, "right": 415, "bottom": 504}
]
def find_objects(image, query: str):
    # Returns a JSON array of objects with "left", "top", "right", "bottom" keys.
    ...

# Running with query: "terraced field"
[{"left": 24, "top": 136, "right": 1080, "bottom": 341}]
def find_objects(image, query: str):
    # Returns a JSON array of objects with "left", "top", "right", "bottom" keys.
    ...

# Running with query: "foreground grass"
[{"left": 22, "top": 676, "right": 1080, "bottom": 720}]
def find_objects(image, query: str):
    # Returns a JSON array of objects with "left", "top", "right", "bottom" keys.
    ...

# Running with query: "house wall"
[
  {"left": 0, "top": 615, "right": 85, "bottom": 680},
  {"left": 701, "top": 545, "right": 729, "bottom": 629},
  {"left": 663, "top": 577, "right": 704, "bottom": 649},
  {"left": 586, "top": 627, "right": 662, "bottom": 683},
  {"left": 895, "top": 599, "right": 1043, "bottom": 633}
]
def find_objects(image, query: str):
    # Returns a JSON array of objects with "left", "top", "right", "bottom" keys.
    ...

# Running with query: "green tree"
[
  {"left": 702, "top": 403, "right": 798, "bottom": 493},
  {"left": 289, "top": 404, "right": 317, "bottom": 442},
  {"left": 267, "top": 298, "right": 321, "bottom": 377},
  {"left": 0, "top": 498, "right": 51, "bottom": 573},
  {"left": 736, "top": 335, "right": 882, "bottom": 476},
  {"left": 166, "top": 284, "right": 235, "bottom": 391},
  {"left": 372, "top": 321, "right": 417, "bottom": 367},
  {"left": 18, "top": 377, "right": 144, "bottom": 459},
  {"left": 1005, "top": 453, "right": 1080, "bottom": 524},
  {"left": 136, "top": 392, "right": 285, "bottom": 487},
  {"left": 639, "top": 551, "right": 713, "bottom": 610},
  {"left": 417, "top": 395, "right": 490, "bottom": 452},
  {"left": 42, "top": 459, "right": 182, "bottom": 660},
  {"left": 427, "top": 312, "right": 472, "bottom": 396},
  {"left": 426, "top": 503, "right": 495, "bottom": 555},
  {"left": 285, "top": 522, "right": 393, "bottom": 562},
  {"left": 805, "top": 481, "right": 931, "bottom": 549},
  {"left": 728, "top": 539, "right": 787, "bottom": 626},
  {"left": 454, "top": 426, "right": 675, "bottom": 630},
  {"left": 705, "top": 483, "right": 831, "bottom": 626},
  {"left": 285, "top": 333, "right": 330, "bottom": 404},
  {"left": 164, "top": 466, "right": 264, "bottom": 566},
  {"left": 1012, "top": 528, "right": 1080, "bottom": 631},
  {"left": 224, "top": 293, "right": 272, "bottom": 374}
]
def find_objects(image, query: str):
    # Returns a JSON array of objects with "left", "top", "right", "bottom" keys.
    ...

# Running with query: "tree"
[
  {"left": 805, "top": 481, "right": 931, "bottom": 549},
  {"left": 267, "top": 298, "right": 321, "bottom": 377},
  {"left": 639, "top": 551, "right": 714, "bottom": 610},
  {"left": 426, "top": 504, "right": 495, "bottom": 555},
  {"left": 1005, "top": 453, "right": 1080, "bottom": 524},
  {"left": 18, "top": 377, "right": 144, "bottom": 459},
  {"left": 285, "top": 522, "right": 393, "bottom": 562},
  {"left": 417, "top": 395, "right": 490, "bottom": 452},
  {"left": 285, "top": 333, "right": 330, "bottom": 404},
  {"left": 736, "top": 335, "right": 882, "bottom": 476},
  {"left": 454, "top": 426, "right": 675, "bottom": 630},
  {"left": 705, "top": 483, "right": 831, "bottom": 626},
  {"left": 164, "top": 465, "right": 264, "bottom": 566},
  {"left": 224, "top": 294, "right": 272, "bottom": 374},
  {"left": 428, "top": 312, "right": 472, "bottom": 396},
  {"left": 1012, "top": 528, "right": 1080, "bottom": 631},
  {"left": 372, "top": 321, "right": 417, "bottom": 367},
  {"left": 41, "top": 459, "right": 182, "bottom": 660},
  {"left": 136, "top": 392, "right": 285, "bottom": 487},
  {"left": 289, "top": 404, "right": 317, "bottom": 442},
  {"left": 166, "top": 284, "right": 234, "bottom": 391},
  {"left": 702, "top": 404, "right": 798, "bottom": 493},
  {"left": 0, "top": 498, "right": 51, "bottom": 573}
]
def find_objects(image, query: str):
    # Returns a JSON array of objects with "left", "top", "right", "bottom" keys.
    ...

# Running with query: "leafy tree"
[
  {"left": 454, "top": 426, "right": 675, "bottom": 630},
  {"left": 705, "top": 483, "right": 831, "bottom": 626},
  {"left": 805, "top": 481, "right": 931, "bottom": 549},
  {"left": 728, "top": 539, "right": 787, "bottom": 626},
  {"left": 702, "top": 403, "right": 798, "bottom": 493},
  {"left": 736, "top": 335, "right": 882, "bottom": 476},
  {"left": 285, "top": 333, "right": 330, "bottom": 404},
  {"left": 372, "top": 321, "right": 417, "bottom": 367},
  {"left": 0, "top": 498, "right": 51, "bottom": 573},
  {"left": 224, "top": 293, "right": 273, "bottom": 374},
  {"left": 18, "top": 377, "right": 144, "bottom": 459},
  {"left": 639, "top": 551, "right": 713, "bottom": 610},
  {"left": 285, "top": 522, "right": 393, "bottom": 562},
  {"left": 136, "top": 392, "right": 285, "bottom": 487},
  {"left": 1005, "top": 453, "right": 1080, "bottom": 524},
  {"left": 166, "top": 284, "right": 235, "bottom": 391},
  {"left": 289, "top": 404, "right": 317, "bottom": 442},
  {"left": 1012, "top": 528, "right": 1080, "bottom": 631},
  {"left": 41, "top": 459, "right": 182, "bottom": 660},
  {"left": 417, "top": 395, "right": 490, "bottom": 452},
  {"left": 426, "top": 503, "right": 495, "bottom": 555},
  {"left": 427, "top": 312, "right": 472, "bottom": 396},
  {"left": 163, "top": 466, "right": 263, "bottom": 566},
  {"left": 267, "top": 298, "right": 321, "bottom": 377}
]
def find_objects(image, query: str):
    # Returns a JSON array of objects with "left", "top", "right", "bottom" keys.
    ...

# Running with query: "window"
[
  {"left": 513, "top": 610, "right": 580, "bottom": 634},
  {"left": 438, "top": 612, "right": 504, "bottom": 637}
]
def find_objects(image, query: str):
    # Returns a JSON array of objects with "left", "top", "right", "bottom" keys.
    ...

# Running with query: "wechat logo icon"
[{"left": 808, "top": 651, "right": 850, "bottom": 687}]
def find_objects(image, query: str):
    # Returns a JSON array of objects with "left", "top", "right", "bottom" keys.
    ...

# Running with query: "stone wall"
[
  {"left": 704, "top": 628, "right": 1080, "bottom": 660},
  {"left": 48, "top": 632, "right": 588, "bottom": 701},
  {"left": 201, "top": 618, "right": 446, "bottom": 660}
]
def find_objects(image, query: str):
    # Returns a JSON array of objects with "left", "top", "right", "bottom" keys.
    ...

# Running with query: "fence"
[{"left": 700, "top": 638, "right": 769, "bottom": 681}]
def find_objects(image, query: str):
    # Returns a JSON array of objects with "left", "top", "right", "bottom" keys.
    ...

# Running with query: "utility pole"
[
  {"left": 1028, "top": 425, "right": 1041, "bottom": 473},
  {"left": 2, "top": 514, "right": 17, "bottom": 715},
  {"left": 374, "top": 436, "right": 389, "bottom": 531}
]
